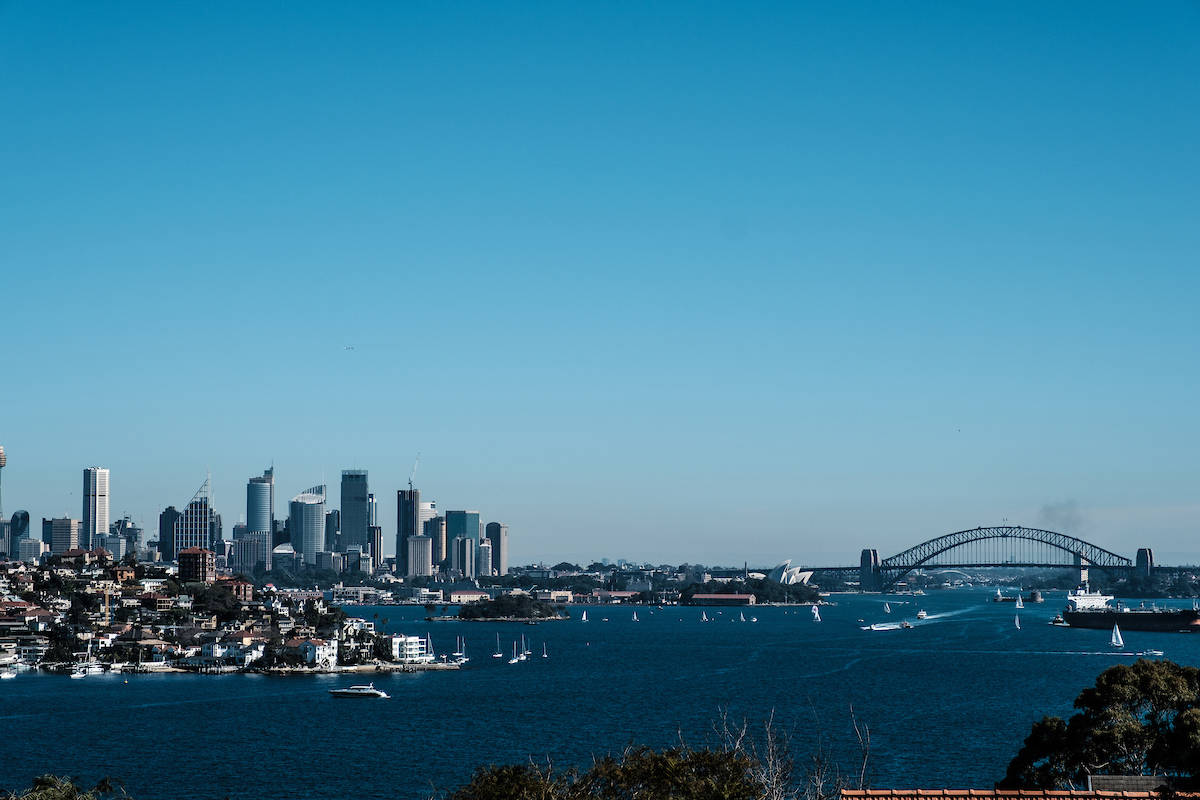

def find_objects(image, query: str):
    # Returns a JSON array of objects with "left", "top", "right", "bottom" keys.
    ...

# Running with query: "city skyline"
[{"left": 4, "top": 3, "right": 1198, "bottom": 564}]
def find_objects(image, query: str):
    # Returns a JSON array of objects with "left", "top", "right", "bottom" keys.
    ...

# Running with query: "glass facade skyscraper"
[
  {"left": 172, "top": 478, "right": 214, "bottom": 558},
  {"left": 445, "top": 511, "right": 481, "bottom": 547},
  {"left": 485, "top": 522, "right": 509, "bottom": 576},
  {"left": 290, "top": 485, "right": 326, "bottom": 566},
  {"left": 246, "top": 470, "right": 273, "bottom": 538},
  {"left": 396, "top": 489, "right": 420, "bottom": 576},
  {"left": 82, "top": 467, "right": 110, "bottom": 550},
  {"left": 340, "top": 470, "right": 369, "bottom": 553}
]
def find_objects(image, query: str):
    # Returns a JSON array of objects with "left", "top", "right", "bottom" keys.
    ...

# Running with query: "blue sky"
[{"left": 2, "top": 2, "right": 1198, "bottom": 565}]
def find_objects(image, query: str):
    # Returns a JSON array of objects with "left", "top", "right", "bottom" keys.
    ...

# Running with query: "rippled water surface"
[{"left": 3, "top": 588, "right": 1198, "bottom": 799}]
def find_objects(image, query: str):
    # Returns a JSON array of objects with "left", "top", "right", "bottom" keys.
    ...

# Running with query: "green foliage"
[
  {"left": 1000, "top": 659, "right": 1200, "bottom": 787},
  {"left": 446, "top": 747, "right": 759, "bottom": 800},
  {"left": 458, "top": 594, "right": 564, "bottom": 620}
]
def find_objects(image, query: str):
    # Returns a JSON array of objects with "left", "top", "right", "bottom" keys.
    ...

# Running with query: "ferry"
[
  {"left": 1059, "top": 585, "right": 1200, "bottom": 633},
  {"left": 329, "top": 683, "right": 390, "bottom": 699}
]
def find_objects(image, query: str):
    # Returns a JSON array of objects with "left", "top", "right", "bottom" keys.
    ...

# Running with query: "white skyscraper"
[
  {"left": 418, "top": 501, "right": 437, "bottom": 533},
  {"left": 82, "top": 467, "right": 110, "bottom": 550}
]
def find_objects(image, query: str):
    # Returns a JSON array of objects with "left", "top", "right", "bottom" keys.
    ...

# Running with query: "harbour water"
[{"left": 3, "top": 588, "right": 1198, "bottom": 799}]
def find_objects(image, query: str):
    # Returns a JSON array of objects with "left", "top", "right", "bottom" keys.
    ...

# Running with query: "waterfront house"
[{"left": 386, "top": 634, "right": 434, "bottom": 664}]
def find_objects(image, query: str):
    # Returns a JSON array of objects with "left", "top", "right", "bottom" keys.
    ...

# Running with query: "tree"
[{"left": 1000, "top": 659, "right": 1200, "bottom": 788}]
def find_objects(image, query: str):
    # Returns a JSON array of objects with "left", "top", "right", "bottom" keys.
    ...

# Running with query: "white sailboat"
[
  {"left": 1014, "top": 615, "right": 1021, "bottom": 630},
  {"left": 739, "top": 611, "right": 746, "bottom": 622},
  {"left": 701, "top": 611, "right": 708, "bottom": 622},
  {"left": 581, "top": 610, "right": 588, "bottom": 622},
  {"left": 452, "top": 636, "right": 465, "bottom": 658},
  {"left": 541, "top": 642, "right": 548, "bottom": 659},
  {"left": 1111, "top": 624, "right": 1124, "bottom": 649},
  {"left": 811, "top": 605, "right": 821, "bottom": 622},
  {"left": 632, "top": 611, "right": 639, "bottom": 622},
  {"left": 883, "top": 602, "right": 891, "bottom": 614},
  {"left": 508, "top": 642, "right": 519, "bottom": 665},
  {"left": 1015, "top": 595, "right": 1024, "bottom": 609},
  {"left": 493, "top": 633, "right": 503, "bottom": 658}
]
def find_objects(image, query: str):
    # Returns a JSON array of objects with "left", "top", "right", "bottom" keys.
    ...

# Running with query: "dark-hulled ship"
[{"left": 1057, "top": 586, "right": 1200, "bottom": 632}]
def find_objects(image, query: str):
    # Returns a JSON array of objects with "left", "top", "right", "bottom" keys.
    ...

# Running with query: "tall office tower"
[
  {"left": 418, "top": 500, "right": 436, "bottom": 538},
  {"left": 272, "top": 519, "right": 287, "bottom": 548},
  {"left": 50, "top": 518, "right": 80, "bottom": 554},
  {"left": 406, "top": 534, "right": 433, "bottom": 577},
  {"left": 246, "top": 471, "right": 274, "bottom": 538},
  {"left": 340, "top": 470, "right": 369, "bottom": 553},
  {"left": 209, "top": 513, "right": 223, "bottom": 548},
  {"left": 172, "top": 478, "right": 215, "bottom": 559},
  {"left": 0, "top": 444, "right": 6, "bottom": 519},
  {"left": 368, "top": 525, "right": 382, "bottom": 567},
  {"left": 158, "top": 506, "right": 181, "bottom": 561},
  {"left": 10, "top": 513, "right": 29, "bottom": 544},
  {"left": 396, "top": 489, "right": 420, "bottom": 576},
  {"left": 82, "top": 467, "right": 110, "bottom": 550},
  {"left": 324, "top": 510, "right": 340, "bottom": 552},
  {"left": 111, "top": 515, "right": 143, "bottom": 554},
  {"left": 476, "top": 539, "right": 493, "bottom": 578},
  {"left": 368, "top": 493, "right": 377, "bottom": 527},
  {"left": 41, "top": 518, "right": 53, "bottom": 546},
  {"left": 446, "top": 511, "right": 481, "bottom": 547},
  {"left": 232, "top": 523, "right": 248, "bottom": 540},
  {"left": 424, "top": 516, "right": 446, "bottom": 567},
  {"left": 452, "top": 536, "right": 475, "bottom": 579},
  {"left": 289, "top": 485, "right": 326, "bottom": 566},
  {"left": 0, "top": 519, "right": 9, "bottom": 558},
  {"left": 485, "top": 522, "right": 509, "bottom": 576}
]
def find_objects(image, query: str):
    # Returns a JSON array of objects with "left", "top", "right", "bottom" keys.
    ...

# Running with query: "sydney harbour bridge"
[{"left": 797, "top": 525, "right": 1164, "bottom": 591}]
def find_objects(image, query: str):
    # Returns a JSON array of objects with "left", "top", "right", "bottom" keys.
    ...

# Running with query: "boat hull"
[{"left": 1062, "top": 609, "right": 1200, "bottom": 633}]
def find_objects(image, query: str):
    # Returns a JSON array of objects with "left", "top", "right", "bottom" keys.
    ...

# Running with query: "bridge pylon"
[
  {"left": 1136, "top": 548, "right": 1154, "bottom": 577},
  {"left": 860, "top": 549, "right": 881, "bottom": 592}
]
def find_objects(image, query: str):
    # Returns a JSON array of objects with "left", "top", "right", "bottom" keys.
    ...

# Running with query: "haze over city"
[{"left": 3, "top": 2, "right": 1198, "bottom": 565}]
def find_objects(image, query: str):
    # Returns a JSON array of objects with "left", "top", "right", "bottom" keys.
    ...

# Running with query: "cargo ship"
[{"left": 1056, "top": 586, "right": 1200, "bottom": 633}]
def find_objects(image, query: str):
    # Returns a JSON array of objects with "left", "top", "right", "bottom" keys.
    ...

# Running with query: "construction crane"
[{"left": 408, "top": 453, "right": 421, "bottom": 492}]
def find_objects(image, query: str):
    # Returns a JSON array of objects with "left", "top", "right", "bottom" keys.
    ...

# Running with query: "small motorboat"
[
  {"left": 1138, "top": 649, "right": 1165, "bottom": 657},
  {"left": 329, "top": 683, "right": 389, "bottom": 699},
  {"left": 915, "top": 610, "right": 927, "bottom": 620},
  {"left": 0, "top": 669, "right": 16, "bottom": 680},
  {"left": 901, "top": 621, "right": 914, "bottom": 629}
]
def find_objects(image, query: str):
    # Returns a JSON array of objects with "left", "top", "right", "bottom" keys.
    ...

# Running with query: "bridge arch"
[{"left": 876, "top": 526, "right": 1131, "bottom": 589}]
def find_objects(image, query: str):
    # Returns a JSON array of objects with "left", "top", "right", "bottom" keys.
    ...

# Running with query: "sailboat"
[
  {"left": 541, "top": 642, "right": 548, "bottom": 659},
  {"left": 739, "top": 611, "right": 746, "bottom": 622},
  {"left": 581, "top": 610, "right": 588, "bottom": 622},
  {"left": 1015, "top": 595, "right": 1024, "bottom": 610},
  {"left": 519, "top": 634, "right": 529, "bottom": 659},
  {"left": 700, "top": 611, "right": 709, "bottom": 622},
  {"left": 811, "top": 605, "right": 822, "bottom": 622},
  {"left": 452, "top": 636, "right": 465, "bottom": 658},
  {"left": 492, "top": 633, "right": 503, "bottom": 658},
  {"left": 631, "top": 611, "right": 639, "bottom": 622},
  {"left": 883, "top": 602, "right": 891, "bottom": 614},
  {"left": 1111, "top": 624, "right": 1124, "bottom": 649},
  {"left": 1014, "top": 615, "right": 1021, "bottom": 630},
  {"left": 507, "top": 642, "right": 519, "bottom": 665}
]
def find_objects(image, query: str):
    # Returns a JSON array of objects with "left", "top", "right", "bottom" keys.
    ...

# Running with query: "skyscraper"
[
  {"left": 82, "top": 467, "right": 110, "bottom": 550},
  {"left": 324, "top": 509, "right": 340, "bottom": 552},
  {"left": 424, "top": 515, "right": 446, "bottom": 567},
  {"left": 368, "top": 525, "right": 382, "bottom": 567},
  {"left": 418, "top": 501, "right": 437, "bottom": 535},
  {"left": 476, "top": 539, "right": 493, "bottom": 578},
  {"left": 406, "top": 534, "right": 433, "bottom": 577},
  {"left": 368, "top": 493, "right": 377, "bottom": 527},
  {"left": 158, "top": 506, "right": 181, "bottom": 561},
  {"left": 446, "top": 511, "right": 481, "bottom": 548},
  {"left": 396, "top": 489, "right": 420, "bottom": 576},
  {"left": 452, "top": 536, "right": 475, "bottom": 579},
  {"left": 340, "top": 470, "right": 369, "bottom": 553},
  {"left": 485, "top": 522, "right": 509, "bottom": 577},
  {"left": 246, "top": 470, "right": 274, "bottom": 538},
  {"left": 50, "top": 517, "right": 80, "bottom": 554},
  {"left": 289, "top": 485, "right": 326, "bottom": 566},
  {"left": 172, "top": 478, "right": 215, "bottom": 558}
]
